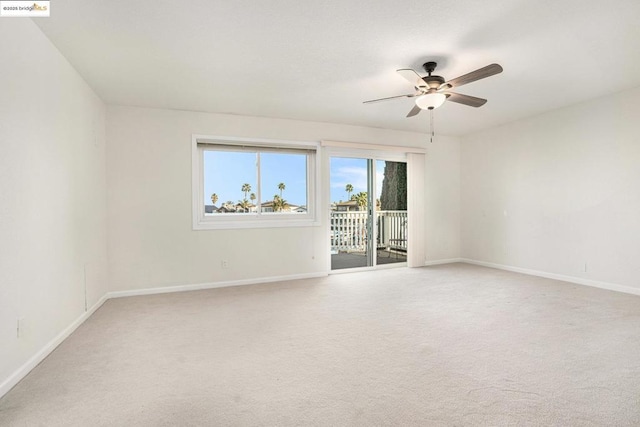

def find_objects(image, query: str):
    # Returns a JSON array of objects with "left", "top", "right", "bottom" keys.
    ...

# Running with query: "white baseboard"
[
  {"left": 424, "top": 258, "right": 463, "bottom": 266},
  {"left": 0, "top": 294, "right": 108, "bottom": 399},
  {"left": 107, "top": 271, "right": 329, "bottom": 299},
  {"left": 460, "top": 258, "right": 640, "bottom": 296}
]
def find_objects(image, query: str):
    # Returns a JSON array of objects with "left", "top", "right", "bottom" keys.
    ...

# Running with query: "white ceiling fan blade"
[{"left": 397, "top": 69, "right": 427, "bottom": 89}]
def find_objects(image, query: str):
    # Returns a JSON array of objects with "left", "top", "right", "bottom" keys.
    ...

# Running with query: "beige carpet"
[{"left": 1, "top": 263, "right": 640, "bottom": 426}]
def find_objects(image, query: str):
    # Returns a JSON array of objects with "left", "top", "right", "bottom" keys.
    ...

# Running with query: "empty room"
[{"left": 1, "top": 0, "right": 640, "bottom": 425}]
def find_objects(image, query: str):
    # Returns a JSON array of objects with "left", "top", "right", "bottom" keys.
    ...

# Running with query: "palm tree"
[
  {"left": 241, "top": 183, "right": 251, "bottom": 199},
  {"left": 237, "top": 198, "right": 250, "bottom": 213},
  {"left": 354, "top": 192, "right": 368, "bottom": 210},
  {"left": 278, "top": 182, "right": 285, "bottom": 197},
  {"left": 345, "top": 184, "right": 353, "bottom": 200},
  {"left": 211, "top": 193, "right": 218, "bottom": 205},
  {"left": 241, "top": 183, "right": 251, "bottom": 200},
  {"left": 250, "top": 192, "right": 256, "bottom": 209},
  {"left": 273, "top": 194, "right": 289, "bottom": 212}
]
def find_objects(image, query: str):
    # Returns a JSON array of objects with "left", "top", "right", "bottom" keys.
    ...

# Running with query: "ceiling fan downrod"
[{"left": 423, "top": 61, "right": 437, "bottom": 76}]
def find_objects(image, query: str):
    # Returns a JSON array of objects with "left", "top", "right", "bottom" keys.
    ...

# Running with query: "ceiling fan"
[{"left": 364, "top": 61, "right": 503, "bottom": 117}]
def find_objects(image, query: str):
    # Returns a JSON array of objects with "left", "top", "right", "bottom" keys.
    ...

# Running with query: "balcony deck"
[
  {"left": 331, "top": 249, "right": 407, "bottom": 270},
  {"left": 330, "top": 210, "right": 407, "bottom": 270}
]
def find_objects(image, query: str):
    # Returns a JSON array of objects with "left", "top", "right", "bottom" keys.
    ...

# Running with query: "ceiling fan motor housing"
[
  {"left": 421, "top": 62, "right": 445, "bottom": 89},
  {"left": 422, "top": 75, "right": 445, "bottom": 89}
]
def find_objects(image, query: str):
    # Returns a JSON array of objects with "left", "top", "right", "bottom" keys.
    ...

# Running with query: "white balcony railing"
[{"left": 330, "top": 210, "right": 407, "bottom": 253}]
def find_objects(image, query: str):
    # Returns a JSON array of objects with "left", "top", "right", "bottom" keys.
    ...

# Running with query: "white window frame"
[{"left": 192, "top": 135, "right": 320, "bottom": 230}]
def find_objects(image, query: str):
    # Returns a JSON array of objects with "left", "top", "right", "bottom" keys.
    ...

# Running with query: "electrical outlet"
[{"left": 221, "top": 260, "right": 229, "bottom": 269}]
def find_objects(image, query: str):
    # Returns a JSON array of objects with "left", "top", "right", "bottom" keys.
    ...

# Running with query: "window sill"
[{"left": 194, "top": 217, "right": 321, "bottom": 230}]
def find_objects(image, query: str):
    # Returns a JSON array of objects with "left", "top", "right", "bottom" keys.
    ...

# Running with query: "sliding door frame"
[{"left": 325, "top": 146, "right": 410, "bottom": 274}]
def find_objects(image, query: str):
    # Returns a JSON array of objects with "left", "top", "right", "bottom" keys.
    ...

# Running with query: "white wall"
[
  {"left": 0, "top": 20, "right": 108, "bottom": 392},
  {"left": 106, "top": 106, "right": 462, "bottom": 291},
  {"left": 461, "top": 86, "right": 640, "bottom": 290}
]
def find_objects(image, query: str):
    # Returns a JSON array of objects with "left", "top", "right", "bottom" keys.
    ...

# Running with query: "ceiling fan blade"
[
  {"left": 444, "top": 92, "right": 487, "bottom": 107},
  {"left": 406, "top": 104, "right": 421, "bottom": 117},
  {"left": 397, "top": 68, "right": 428, "bottom": 89},
  {"left": 363, "top": 93, "right": 416, "bottom": 104},
  {"left": 441, "top": 63, "right": 503, "bottom": 89}
]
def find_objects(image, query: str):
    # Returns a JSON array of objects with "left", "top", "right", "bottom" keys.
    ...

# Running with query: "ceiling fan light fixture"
[{"left": 415, "top": 92, "right": 446, "bottom": 110}]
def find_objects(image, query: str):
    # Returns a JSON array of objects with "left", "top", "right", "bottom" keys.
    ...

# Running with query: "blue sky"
[
  {"left": 204, "top": 151, "right": 307, "bottom": 206},
  {"left": 203, "top": 152, "right": 387, "bottom": 206},
  {"left": 330, "top": 157, "right": 384, "bottom": 203}
]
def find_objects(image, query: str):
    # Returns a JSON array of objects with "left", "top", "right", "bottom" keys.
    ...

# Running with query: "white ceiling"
[{"left": 35, "top": 0, "right": 640, "bottom": 136}]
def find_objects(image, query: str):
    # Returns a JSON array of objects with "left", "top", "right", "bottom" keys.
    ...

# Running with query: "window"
[{"left": 192, "top": 135, "right": 319, "bottom": 229}]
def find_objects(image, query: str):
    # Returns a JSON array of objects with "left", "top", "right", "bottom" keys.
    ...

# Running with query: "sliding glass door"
[{"left": 330, "top": 156, "right": 407, "bottom": 271}]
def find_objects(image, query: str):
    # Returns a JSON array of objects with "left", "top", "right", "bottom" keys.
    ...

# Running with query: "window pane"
[
  {"left": 203, "top": 150, "right": 257, "bottom": 214},
  {"left": 260, "top": 152, "right": 307, "bottom": 214},
  {"left": 330, "top": 157, "right": 368, "bottom": 209}
]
